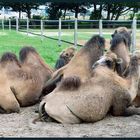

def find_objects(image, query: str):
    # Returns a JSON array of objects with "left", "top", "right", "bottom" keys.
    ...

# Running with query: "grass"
[
  {"left": 0, "top": 30, "right": 73, "bottom": 68},
  {"left": 0, "top": 29, "right": 116, "bottom": 68}
]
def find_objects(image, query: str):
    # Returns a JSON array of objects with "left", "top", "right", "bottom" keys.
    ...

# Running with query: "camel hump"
[
  {"left": 19, "top": 46, "right": 37, "bottom": 62},
  {"left": 59, "top": 76, "right": 81, "bottom": 91},
  {"left": 1, "top": 52, "right": 18, "bottom": 63}
]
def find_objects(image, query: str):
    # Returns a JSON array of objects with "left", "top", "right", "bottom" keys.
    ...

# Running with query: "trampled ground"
[{"left": 0, "top": 105, "right": 140, "bottom": 137}]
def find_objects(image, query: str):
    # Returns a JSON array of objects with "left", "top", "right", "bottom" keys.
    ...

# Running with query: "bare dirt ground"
[{"left": 0, "top": 104, "right": 140, "bottom": 137}]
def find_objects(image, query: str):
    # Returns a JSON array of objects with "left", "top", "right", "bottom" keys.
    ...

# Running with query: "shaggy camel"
[
  {"left": 38, "top": 52, "right": 140, "bottom": 124},
  {"left": 55, "top": 47, "right": 76, "bottom": 70},
  {"left": 0, "top": 47, "right": 53, "bottom": 113},
  {"left": 43, "top": 35, "right": 105, "bottom": 93},
  {"left": 111, "top": 27, "right": 140, "bottom": 107},
  {"left": 110, "top": 26, "right": 132, "bottom": 76}
]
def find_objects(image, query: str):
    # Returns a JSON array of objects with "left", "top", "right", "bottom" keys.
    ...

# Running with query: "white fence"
[{"left": 0, "top": 18, "right": 138, "bottom": 52}]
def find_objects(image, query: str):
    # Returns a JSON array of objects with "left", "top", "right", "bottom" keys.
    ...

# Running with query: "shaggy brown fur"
[
  {"left": 111, "top": 27, "right": 132, "bottom": 49},
  {"left": 110, "top": 29, "right": 130, "bottom": 76},
  {"left": 55, "top": 47, "right": 76, "bottom": 70},
  {"left": 44, "top": 35, "right": 105, "bottom": 93},
  {"left": 39, "top": 52, "right": 140, "bottom": 124},
  {"left": 0, "top": 47, "right": 53, "bottom": 113}
]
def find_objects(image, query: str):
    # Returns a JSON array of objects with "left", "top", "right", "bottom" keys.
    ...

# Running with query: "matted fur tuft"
[
  {"left": 1, "top": 52, "right": 19, "bottom": 63},
  {"left": 19, "top": 46, "right": 37, "bottom": 62},
  {"left": 59, "top": 76, "right": 81, "bottom": 91}
]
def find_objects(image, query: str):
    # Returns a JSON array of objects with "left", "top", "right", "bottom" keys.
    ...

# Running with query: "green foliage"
[{"left": 136, "top": 13, "right": 140, "bottom": 20}]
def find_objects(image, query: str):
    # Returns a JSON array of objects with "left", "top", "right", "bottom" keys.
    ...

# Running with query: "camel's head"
[
  {"left": 92, "top": 51, "right": 123, "bottom": 71},
  {"left": 111, "top": 27, "right": 132, "bottom": 49},
  {"left": 60, "top": 47, "right": 76, "bottom": 63}
]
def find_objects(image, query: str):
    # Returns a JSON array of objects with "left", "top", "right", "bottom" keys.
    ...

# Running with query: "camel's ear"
[
  {"left": 115, "top": 58, "right": 123, "bottom": 76},
  {"left": 116, "top": 58, "right": 123, "bottom": 64}
]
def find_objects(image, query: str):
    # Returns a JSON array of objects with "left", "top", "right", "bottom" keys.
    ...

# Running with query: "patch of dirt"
[{"left": 0, "top": 104, "right": 140, "bottom": 137}]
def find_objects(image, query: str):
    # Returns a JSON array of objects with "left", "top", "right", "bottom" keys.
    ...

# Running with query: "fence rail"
[{"left": 0, "top": 18, "right": 138, "bottom": 52}]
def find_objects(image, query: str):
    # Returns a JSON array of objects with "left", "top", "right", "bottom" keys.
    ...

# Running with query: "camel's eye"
[
  {"left": 106, "top": 60, "right": 113, "bottom": 69},
  {"left": 65, "top": 53, "right": 69, "bottom": 56}
]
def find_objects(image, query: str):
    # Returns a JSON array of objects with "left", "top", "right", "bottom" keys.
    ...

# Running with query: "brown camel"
[
  {"left": 43, "top": 35, "right": 105, "bottom": 92},
  {"left": 110, "top": 27, "right": 140, "bottom": 107},
  {"left": 38, "top": 52, "right": 140, "bottom": 124},
  {"left": 55, "top": 47, "right": 76, "bottom": 70},
  {"left": 0, "top": 47, "right": 53, "bottom": 113},
  {"left": 110, "top": 31, "right": 131, "bottom": 76}
]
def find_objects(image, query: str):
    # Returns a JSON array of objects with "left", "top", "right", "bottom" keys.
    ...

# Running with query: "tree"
[
  {"left": 47, "top": 2, "right": 89, "bottom": 19},
  {"left": 2, "top": 2, "right": 39, "bottom": 19}
]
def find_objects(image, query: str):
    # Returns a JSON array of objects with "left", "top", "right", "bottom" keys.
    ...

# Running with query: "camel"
[
  {"left": 0, "top": 53, "right": 20, "bottom": 113},
  {"left": 0, "top": 47, "right": 53, "bottom": 113},
  {"left": 55, "top": 47, "right": 76, "bottom": 70},
  {"left": 38, "top": 51, "right": 140, "bottom": 124},
  {"left": 110, "top": 27, "right": 140, "bottom": 107},
  {"left": 110, "top": 29, "right": 131, "bottom": 76},
  {"left": 43, "top": 35, "right": 105, "bottom": 93}
]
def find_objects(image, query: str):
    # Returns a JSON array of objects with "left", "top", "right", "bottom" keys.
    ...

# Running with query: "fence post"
[
  {"left": 9, "top": 19, "right": 11, "bottom": 31},
  {"left": 2, "top": 19, "right": 4, "bottom": 30},
  {"left": 41, "top": 20, "right": 43, "bottom": 41},
  {"left": 27, "top": 18, "right": 29, "bottom": 35},
  {"left": 131, "top": 18, "right": 137, "bottom": 53},
  {"left": 16, "top": 17, "right": 19, "bottom": 32},
  {"left": 58, "top": 18, "right": 62, "bottom": 46},
  {"left": 99, "top": 19, "right": 103, "bottom": 36},
  {"left": 74, "top": 18, "right": 78, "bottom": 48}
]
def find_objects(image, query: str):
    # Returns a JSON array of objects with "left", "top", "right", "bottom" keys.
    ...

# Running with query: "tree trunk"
[
  {"left": 63, "top": 8, "right": 67, "bottom": 20},
  {"left": 106, "top": 4, "right": 111, "bottom": 20},
  {"left": 75, "top": 5, "right": 79, "bottom": 18},
  {"left": 27, "top": 9, "right": 31, "bottom": 19},
  {"left": 19, "top": 10, "right": 21, "bottom": 19},
  {"left": 99, "top": 4, "right": 103, "bottom": 19}
]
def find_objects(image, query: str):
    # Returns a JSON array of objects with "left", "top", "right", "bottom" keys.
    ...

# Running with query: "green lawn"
[
  {"left": 0, "top": 29, "right": 115, "bottom": 68},
  {"left": 0, "top": 30, "right": 75, "bottom": 68}
]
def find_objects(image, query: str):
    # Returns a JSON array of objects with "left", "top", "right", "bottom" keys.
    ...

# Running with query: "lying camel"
[
  {"left": 0, "top": 47, "right": 53, "bottom": 113},
  {"left": 43, "top": 35, "right": 105, "bottom": 93},
  {"left": 38, "top": 52, "right": 140, "bottom": 124},
  {"left": 55, "top": 47, "right": 76, "bottom": 70}
]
